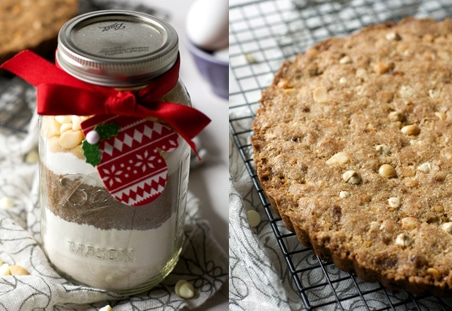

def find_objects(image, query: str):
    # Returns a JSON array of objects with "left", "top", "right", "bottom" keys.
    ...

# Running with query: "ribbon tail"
[
  {"left": 1, "top": 50, "right": 86, "bottom": 88},
  {"left": 137, "top": 103, "right": 211, "bottom": 159}
]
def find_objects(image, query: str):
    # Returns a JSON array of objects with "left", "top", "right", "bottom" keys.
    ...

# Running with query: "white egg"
[{"left": 186, "top": 0, "right": 228, "bottom": 51}]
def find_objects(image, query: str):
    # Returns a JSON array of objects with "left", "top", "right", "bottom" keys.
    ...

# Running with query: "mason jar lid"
[{"left": 57, "top": 10, "right": 179, "bottom": 87}]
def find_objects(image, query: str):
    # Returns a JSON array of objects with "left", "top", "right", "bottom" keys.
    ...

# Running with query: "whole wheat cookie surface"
[
  {"left": 252, "top": 17, "right": 452, "bottom": 296},
  {"left": 0, "top": 0, "right": 79, "bottom": 65}
]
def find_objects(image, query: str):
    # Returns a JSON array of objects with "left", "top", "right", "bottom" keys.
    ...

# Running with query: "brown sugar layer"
[
  {"left": 252, "top": 17, "right": 452, "bottom": 296},
  {"left": 42, "top": 166, "right": 173, "bottom": 230},
  {"left": 0, "top": 0, "right": 78, "bottom": 65}
]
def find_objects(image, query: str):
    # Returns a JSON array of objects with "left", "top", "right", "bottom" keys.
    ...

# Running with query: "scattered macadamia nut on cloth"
[
  {"left": 246, "top": 210, "right": 261, "bottom": 228},
  {"left": 24, "top": 149, "right": 39, "bottom": 164},
  {"left": 0, "top": 262, "right": 29, "bottom": 276},
  {"left": 9, "top": 265, "right": 29, "bottom": 275},
  {"left": 175, "top": 279, "right": 196, "bottom": 299},
  {"left": 0, "top": 197, "right": 14, "bottom": 209}
]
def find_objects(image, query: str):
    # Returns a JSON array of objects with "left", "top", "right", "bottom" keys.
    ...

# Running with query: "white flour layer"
[{"left": 42, "top": 210, "right": 177, "bottom": 291}]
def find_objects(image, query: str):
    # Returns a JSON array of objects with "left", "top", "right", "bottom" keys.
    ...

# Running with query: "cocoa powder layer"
[
  {"left": 42, "top": 165, "right": 175, "bottom": 230},
  {"left": 252, "top": 18, "right": 452, "bottom": 296}
]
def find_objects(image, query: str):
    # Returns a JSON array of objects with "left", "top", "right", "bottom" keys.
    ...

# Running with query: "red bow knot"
[
  {"left": 0, "top": 50, "right": 211, "bottom": 156},
  {"left": 105, "top": 91, "right": 137, "bottom": 115}
]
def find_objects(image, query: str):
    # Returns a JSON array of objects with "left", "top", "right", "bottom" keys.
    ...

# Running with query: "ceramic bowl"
[{"left": 186, "top": 39, "right": 228, "bottom": 99}]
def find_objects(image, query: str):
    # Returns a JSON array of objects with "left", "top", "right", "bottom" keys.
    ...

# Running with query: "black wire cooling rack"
[{"left": 229, "top": 0, "right": 452, "bottom": 310}]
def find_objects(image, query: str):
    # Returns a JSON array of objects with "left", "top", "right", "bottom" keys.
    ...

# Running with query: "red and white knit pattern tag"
[{"left": 82, "top": 115, "right": 179, "bottom": 206}]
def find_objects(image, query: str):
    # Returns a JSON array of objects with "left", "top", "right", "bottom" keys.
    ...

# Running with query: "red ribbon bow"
[{"left": 0, "top": 50, "right": 210, "bottom": 155}]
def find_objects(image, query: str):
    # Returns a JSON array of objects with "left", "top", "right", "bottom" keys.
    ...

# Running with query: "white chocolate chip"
[
  {"left": 375, "top": 144, "right": 391, "bottom": 155},
  {"left": 25, "top": 149, "right": 39, "bottom": 164},
  {"left": 0, "top": 263, "right": 10, "bottom": 276},
  {"left": 175, "top": 280, "right": 195, "bottom": 299},
  {"left": 313, "top": 86, "right": 328, "bottom": 103},
  {"left": 246, "top": 210, "right": 261, "bottom": 228},
  {"left": 401, "top": 217, "right": 418, "bottom": 230},
  {"left": 388, "top": 111, "right": 405, "bottom": 122},
  {"left": 435, "top": 111, "right": 447, "bottom": 121},
  {"left": 440, "top": 222, "right": 452, "bottom": 234},
  {"left": 399, "top": 85, "right": 415, "bottom": 98},
  {"left": 369, "top": 221, "right": 380, "bottom": 231},
  {"left": 342, "top": 170, "right": 362, "bottom": 185},
  {"left": 59, "top": 123, "right": 72, "bottom": 134},
  {"left": 0, "top": 197, "right": 14, "bottom": 209},
  {"left": 245, "top": 53, "right": 257, "bottom": 64},
  {"left": 326, "top": 152, "right": 349, "bottom": 165},
  {"left": 59, "top": 130, "right": 84, "bottom": 149},
  {"left": 45, "top": 118, "right": 61, "bottom": 137},
  {"left": 356, "top": 68, "right": 367, "bottom": 78},
  {"left": 277, "top": 79, "right": 289, "bottom": 89},
  {"left": 339, "top": 55, "right": 352, "bottom": 64},
  {"left": 339, "top": 191, "right": 350, "bottom": 198},
  {"left": 395, "top": 233, "right": 412, "bottom": 247},
  {"left": 283, "top": 88, "right": 298, "bottom": 96},
  {"left": 71, "top": 116, "right": 82, "bottom": 130},
  {"left": 429, "top": 89, "right": 440, "bottom": 99},
  {"left": 385, "top": 32, "right": 401, "bottom": 41},
  {"left": 417, "top": 162, "right": 432, "bottom": 173},
  {"left": 54, "top": 115, "right": 72, "bottom": 124},
  {"left": 388, "top": 197, "right": 400, "bottom": 208}
]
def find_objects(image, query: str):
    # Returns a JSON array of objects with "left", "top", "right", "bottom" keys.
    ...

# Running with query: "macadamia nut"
[
  {"left": 9, "top": 265, "right": 29, "bottom": 275},
  {"left": 175, "top": 279, "right": 195, "bottom": 299},
  {"left": 246, "top": 210, "right": 261, "bottom": 228},
  {"left": 0, "top": 197, "right": 14, "bottom": 209}
]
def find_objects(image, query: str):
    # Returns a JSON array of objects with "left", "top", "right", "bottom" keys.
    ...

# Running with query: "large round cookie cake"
[{"left": 252, "top": 17, "right": 452, "bottom": 296}]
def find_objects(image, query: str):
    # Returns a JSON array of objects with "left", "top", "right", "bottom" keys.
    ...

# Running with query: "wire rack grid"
[{"left": 229, "top": 0, "right": 452, "bottom": 310}]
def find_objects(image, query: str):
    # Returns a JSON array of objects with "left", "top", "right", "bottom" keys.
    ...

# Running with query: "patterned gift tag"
[{"left": 81, "top": 115, "right": 179, "bottom": 206}]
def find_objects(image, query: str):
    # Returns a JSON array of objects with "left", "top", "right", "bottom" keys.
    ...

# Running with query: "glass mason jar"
[{"left": 39, "top": 10, "right": 191, "bottom": 294}]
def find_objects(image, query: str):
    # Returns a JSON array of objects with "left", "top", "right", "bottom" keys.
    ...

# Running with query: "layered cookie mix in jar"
[{"left": 1, "top": 10, "right": 210, "bottom": 294}]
